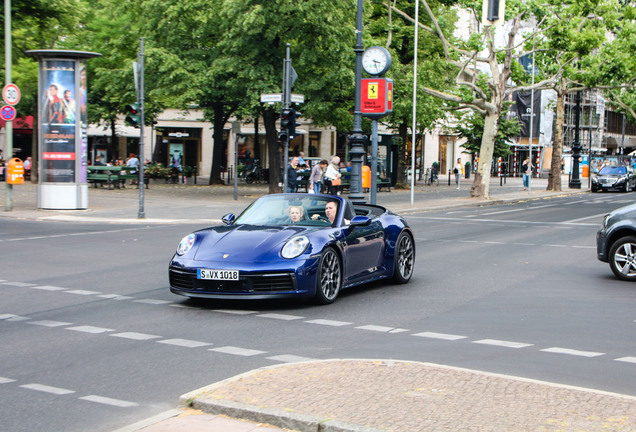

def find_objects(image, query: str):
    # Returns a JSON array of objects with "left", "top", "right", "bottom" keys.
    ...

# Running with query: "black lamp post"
[
  {"left": 569, "top": 90, "right": 582, "bottom": 189},
  {"left": 348, "top": 0, "right": 367, "bottom": 203}
]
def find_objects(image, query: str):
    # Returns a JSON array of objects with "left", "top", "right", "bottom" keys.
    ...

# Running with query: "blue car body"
[{"left": 169, "top": 193, "right": 414, "bottom": 303}]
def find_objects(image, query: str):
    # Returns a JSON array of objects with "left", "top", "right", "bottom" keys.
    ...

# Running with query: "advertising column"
[{"left": 26, "top": 50, "right": 100, "bottom": 209}]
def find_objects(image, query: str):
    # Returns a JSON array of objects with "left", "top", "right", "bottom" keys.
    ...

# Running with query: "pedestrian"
[
  {"left": 285, "top": 156, "right": 299, "bottom": 193},
  {"left": 323, "top": 156, "right": 342, "bottom": 196},
  {"left": 522, "top": 157, "right": 533, "bottom": 190},
  {"left": 454, "top": 158, "right": 463, "bottom": 189},
  {"left": 309, "top": 159, "right": 328, "bottom": 194},
  {"left": 126, "top": 153, "right": 140, "bottom": 185}
]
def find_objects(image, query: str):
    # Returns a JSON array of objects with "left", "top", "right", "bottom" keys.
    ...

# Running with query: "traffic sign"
[
  {"left": 1, "top": 105, "right": 17, "bottom": 121},
  {"left": 2, "top": 83, "right": 21, "bottom": 106}
]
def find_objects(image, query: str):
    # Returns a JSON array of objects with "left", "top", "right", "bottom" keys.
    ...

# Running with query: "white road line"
[
  {"left": 473, "top": 339, "right": 533, "bottom": 349},
  {"left": 2, "top": 281, "right": 36, "bottom": 287},
  {"left": 540, "top": 347, "right": 605, "bottom": 358},
  {"left": 31, "top": 285, "right": 67, "bottom": 291},
  {"left": 213, "top": 309, "right": 257, "bottom": 315},
  {"left": 110, "top": 332, "right": 161, "bottom": 341},
  {"left": 28, "top": 320, "right": 72, "bottom": 327},
  {"left": 356, "top": 324, "right": 407, "bottom": 333},
  {"left": 562, "top": 212, "right": 609, "bottom": 224},
  {"left": 157, "top": 339, "right": 212, "bottom": 348},
  {"left": 412, "top": 332, "right": 467, "bottom": 341},
  {"left": 305, "top": 319, "right": 353, "bottom": 327},
  {"left": 409, "top": 215, "right": 599, "bottom": 227},
  {"left": 79, "top": 395, "right": 139, "bottom": 407},
  {"left": 257, "top": 313, "right": 304, "bottom": 321},
  {"left": 133, "top": 299, "right": 172, "bottom": 305},
  {"left": 20, "top": 383, "right": 75, "bottom": 395},
  {"left": 0, "top": 377, "right": 16, "bottom": 384},
  {"left": 480, "top": 208, "right": 526, "bottom": 216},
  {"left": 209, "top": 346, "right": 267, "bottom": 356},
  {"left": 615, "top": 357, "right": 636, "bottom": 364},
  {"left": 0, "top": 314, "right": 29, "bottom": 321},
  {"left": 267, "top": 354, "right": 314, "bottom": 363},
  {"left": 66, "top": 325, "right": 115, "bottom": 334},
  {"left": 98, "top": 294, "right": 135, "bottom": 300},
  {"left": 64, "top": 289, "right": 102, "bottom": 296}
]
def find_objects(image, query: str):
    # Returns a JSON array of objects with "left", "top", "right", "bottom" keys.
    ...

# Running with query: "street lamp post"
[
  {"left": 569, "top": 90, "right": 582, "bottom": 189},
  {"left": 348, "top": 0, "right": 367, "bottom": 203}
]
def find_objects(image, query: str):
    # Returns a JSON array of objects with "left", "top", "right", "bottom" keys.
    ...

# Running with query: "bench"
[
  {"left": 296, "top": 172, "right": 310, "bottom": 192},
  {"left": 87, "top": 168, "right": 121, "bottom": 189}
]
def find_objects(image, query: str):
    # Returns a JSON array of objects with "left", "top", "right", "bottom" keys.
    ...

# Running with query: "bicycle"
[{"left": 424, "top": 168, "right": 439, "bottom": 186}]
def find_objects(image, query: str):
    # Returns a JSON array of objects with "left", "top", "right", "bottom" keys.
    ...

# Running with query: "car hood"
[
  {"left": 193, "top": 224, "right": 316, "bottom": 262},
  {"left": 597, "top": 174, "right": 626, "bottom": 179}
]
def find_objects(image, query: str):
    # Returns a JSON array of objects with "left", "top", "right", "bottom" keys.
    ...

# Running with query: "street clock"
[{"left": 362, "top": 46, "right": 392, "bottom": 76}]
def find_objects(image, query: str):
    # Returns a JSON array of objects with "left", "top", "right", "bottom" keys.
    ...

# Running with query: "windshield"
[
  {"left": 599, "top": 166, "right": 627, "bottom": 176},
  {"left": 234, "top": 194, "right": 343, "bottom": 227}
]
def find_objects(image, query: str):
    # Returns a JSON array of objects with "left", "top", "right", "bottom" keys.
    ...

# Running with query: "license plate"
[{"left": 197, "top": 269, "right": 239, "bottom": 281}]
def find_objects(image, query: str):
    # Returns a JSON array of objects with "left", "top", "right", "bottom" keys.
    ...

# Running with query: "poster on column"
[{"left": 40, "top": 60, "right": 77, "bottom": 182}]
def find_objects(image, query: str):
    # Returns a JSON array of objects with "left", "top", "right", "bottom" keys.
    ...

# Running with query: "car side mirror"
[
  {"left": 349, "top": 215, "right": 372, "bottom": 227},
  {"left": 222, "top": 213, "right": 236, "bottom": 225}
]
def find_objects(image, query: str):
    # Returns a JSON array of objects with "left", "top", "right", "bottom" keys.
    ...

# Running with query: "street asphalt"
[{"left": 5, "top": 174, "right": 635, "bottom": 432}]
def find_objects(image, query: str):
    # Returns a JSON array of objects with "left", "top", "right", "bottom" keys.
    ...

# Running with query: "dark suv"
[{"left": 597, "top": 203, "right": 636, "bottom": 280}]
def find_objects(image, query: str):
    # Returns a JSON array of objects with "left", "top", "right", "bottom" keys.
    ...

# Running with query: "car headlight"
[
  {"left": 281, "top": 236, "right": 309, "bottom": 259},
  {"left": 601, "top": 214, "right": 611, "bottom": 229},
  {"left": 616, "top": 177, "right": 626, "bottom": 184},
  {"left": 176, "top": 233, "right": 196, "bottom": 256},
  {"left": 592, "top": 177, "right": 599, "bottom": 184}
]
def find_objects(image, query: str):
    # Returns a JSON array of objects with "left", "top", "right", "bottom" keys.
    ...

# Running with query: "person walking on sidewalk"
[
  {"left": 309, "top": 159, "right": 328, "bottom": 194},
  {"left": 522, "top": 157, "right": 533, "bottom": 190},
  {"left": 454, "top": 158, "right": 463, "bottom": 189}
]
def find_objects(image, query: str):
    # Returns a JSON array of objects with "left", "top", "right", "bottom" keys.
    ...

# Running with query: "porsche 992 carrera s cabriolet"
[{"left": 169, "top": 193, "right": 415, "bottom": 304}]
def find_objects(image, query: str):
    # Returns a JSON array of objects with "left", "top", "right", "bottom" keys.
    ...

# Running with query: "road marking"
[
  {"left": 267, "top": 354, "right": 314, "bottom": 363},
  {"left": 66, "top": 325, "right": 115, "bottom": 334},
  {"left": 28, "top": 320, "right": 72, "bottom": 327},
  {"left": 20, "top": 383, "right": 75, "bottom": 395},
  {"left": 64, "top": 289, "right": 102, "bottom": 296},
  {"left": 0, "top": 377, "right": 16, "bottom": 384},
  {"left": 412, "top": 332, "right": 467, "bottom": 341},
  {"left": 31, "top": 285, "right": 67, "bottom": 291},
  {"left": 409, "top": 215, "right": 599, "bottom": 227},
  {"left": 480, "top": 208, "right": 526, "bottom": 216},
  {"left": 98, "top": 294, "right": 135, "bottom": 300},
  {"left": 0, "top": 314, "right": 29, "bottom": 321},
  {"left": 473, "top": 339, "right": 533, "bottom": 349},
  {"left": 562, "top": 212, "right": 609, "bottom": 224},
  {"left": 213, "top": 309, "right": 257, "bottom": 315},
  {"left": 157, "top": 338, "right": 212, "bottom": 348},
  {"left": 110, "top": 332, "right": 161, "bottom": 341},
  {"left": 356, "top": 324, "right": 409, "bottom": 333},
  {"left": 133, "top": 299, "right": 172, "bottom": 305},
  {"left": 615, "top": 357, "right": 636, "bottom": 364},
  {"left": 210, "top": 346, "right": 267, "bottom": 356},
  {"left": 2, "top": 281, "right": 36, "bottom": 287},
  {"left": 257, "top": 313, "right": 304, "bottom": 321},
  {"left": 79, "top": 395, "right": 139, "bottom": 407},
  {"left": 305, "top": 319, "right": 353, "bottom": 327},
  {"left": 540, "top": 347, "right": 605, "bottom": 357}
]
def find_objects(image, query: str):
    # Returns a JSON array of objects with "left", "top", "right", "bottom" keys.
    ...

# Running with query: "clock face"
[{"left": 362, "top": 46, "right": 391, "bottom": 76}]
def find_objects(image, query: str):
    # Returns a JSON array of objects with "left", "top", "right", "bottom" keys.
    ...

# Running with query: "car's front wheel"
[
  {"left": 314, "top": 248, "right": 342, "bottom": 304},
  {"left": 393, "top": 231, "right": 415, "bottom": 283},
  {"left": 609, "top": 236, "right": 636, "bottom": 281}
]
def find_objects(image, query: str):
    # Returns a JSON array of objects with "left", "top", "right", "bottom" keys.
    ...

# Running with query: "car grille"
[{"left": 169, "top": 267, "right": 297, "bottom": 293}]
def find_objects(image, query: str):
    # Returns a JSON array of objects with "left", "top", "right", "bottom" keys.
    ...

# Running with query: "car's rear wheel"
[
  {"left": 609, "top": 236, "right": 636, "bottom": 281},
  {"left": 393, "top": 231, "right": 415, "bottom": 283},
  {"left": 314, "top": 248, "right": 341, "bottom": 304}
]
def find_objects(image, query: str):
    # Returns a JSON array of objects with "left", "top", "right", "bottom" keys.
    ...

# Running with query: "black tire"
[
  {"left": 591, "top": 187, "right": 598, "bottom": 193},
  {"left": 393, "top": 231, "right": 415, "bottom": 283},
  {"left": 609, "top": 236, "right": 636, "bottom": 281},
  {"left": 314, "top": 247, "right": 342, "bottom": 304},
  {"left": 245, "top": 174, "right": 254, "bottom": 184}
]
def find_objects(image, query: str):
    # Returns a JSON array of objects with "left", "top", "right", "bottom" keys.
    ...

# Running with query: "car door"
[{"left": 342, "top": 219, "right": 385, "bottom": 283}]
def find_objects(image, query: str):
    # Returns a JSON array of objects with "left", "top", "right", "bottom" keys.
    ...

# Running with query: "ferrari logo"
[
  {"left": 223, "top": 254, "right": 229, "bottom": 259},
  {"left": 367, "top": 82, "right": 378, "bottom": 99}
]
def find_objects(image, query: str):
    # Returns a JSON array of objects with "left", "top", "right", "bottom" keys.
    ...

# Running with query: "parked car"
[
  {"left": 169, "top": 193, "right": 415, "bottom": 304},
  {"left": 591, "top": 165, "right": 636, "bottom": 192},
  {"left": 597, "top": 203, "right": 636, "bottom": 281}
]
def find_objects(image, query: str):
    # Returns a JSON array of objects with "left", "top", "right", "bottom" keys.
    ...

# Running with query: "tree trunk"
[
  {"left": 209, "top": 103, "right": 228, "bottom": 185},
  {"left": 470, "top": 110, "right": 498, "bottom": 199},
  {"left": 263, "top": 107, "right": 281, "bottom": 194},
  {"left": 547, "top": 86, "right": 566, "bottom": 191}
]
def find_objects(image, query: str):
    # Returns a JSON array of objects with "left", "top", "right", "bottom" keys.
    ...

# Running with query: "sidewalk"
[
  {"left": 7, "top": 175, "right": 631, "bottom": 432},
  {"left": 1, "top": 175, "right": 586, "bottom": 224}
]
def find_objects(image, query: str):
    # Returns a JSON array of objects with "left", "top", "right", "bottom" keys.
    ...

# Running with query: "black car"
[
  {"left": 591, "top": 165, "right": 636, "bottom": 192},
  {"left": 597, "top": 203, "right": 636, "bottom": 280}
]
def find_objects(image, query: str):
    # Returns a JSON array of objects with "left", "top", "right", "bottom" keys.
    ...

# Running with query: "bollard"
[{"left": 448, "top": 169, "right": 451, "bottom": 186}]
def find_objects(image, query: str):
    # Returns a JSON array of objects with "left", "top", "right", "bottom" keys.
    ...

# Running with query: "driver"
[
  {"left": 288, "top": 205, "right": 304, "bottom": 223},
  {"left": 312, "top": 199, "right": 349, "bottom": 226}
]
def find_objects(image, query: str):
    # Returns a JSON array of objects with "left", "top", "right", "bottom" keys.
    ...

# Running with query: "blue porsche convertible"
[{"left": 169, "top": 193, "right": 415, "bottom": 304}]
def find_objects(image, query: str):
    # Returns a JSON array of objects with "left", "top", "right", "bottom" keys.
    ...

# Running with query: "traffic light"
[
  {"left": 277, "top": 130, "right": 288, "bottom": 144},
  {"left": 125, "top": 103, "right": 140, "bottom": 127},
  {"left": 281, "top": 108, "right": 301, "bottom": 140}
]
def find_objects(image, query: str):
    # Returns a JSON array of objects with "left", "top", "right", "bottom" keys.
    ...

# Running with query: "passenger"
[{"left": 288, "top": 205, "right": 304, "bottom": 223}]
